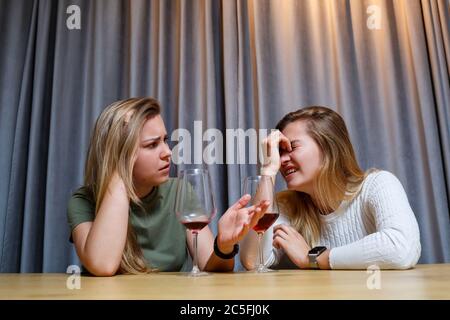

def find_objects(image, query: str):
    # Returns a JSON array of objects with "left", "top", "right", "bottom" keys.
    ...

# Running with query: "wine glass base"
[
  {"left": 250, "top": 266, "right": 278, "bottom": 273},
  {"left": 188, "top": 271, "right": 209, "bottom": 277}
]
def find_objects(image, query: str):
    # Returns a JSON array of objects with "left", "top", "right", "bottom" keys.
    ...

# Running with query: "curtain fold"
[
  {"left": 0, "top": 0, "right": 448, "bottom": 272},
  {"left": 420, "top": 0, "right": 450, "bottom": 261}
]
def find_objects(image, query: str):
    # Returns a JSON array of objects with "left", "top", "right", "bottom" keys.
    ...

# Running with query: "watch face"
[{"left": 309, "top": 246, "right": 327, "bottom": 255}]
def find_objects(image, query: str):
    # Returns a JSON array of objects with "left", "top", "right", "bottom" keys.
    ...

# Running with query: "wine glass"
[
  {"left": 243, "top": 175, "right": 279, "bottom": 273},
  {"left": 175, "top": 168, "right": 216, "bottom": 276}
]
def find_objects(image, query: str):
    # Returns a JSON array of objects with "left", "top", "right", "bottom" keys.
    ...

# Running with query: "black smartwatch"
[
  {"left": 214, "top": 236, "right": 239, "bottom": 259},
  {"left": 308, "top": 246, "right": 327, "bottom": 269}
]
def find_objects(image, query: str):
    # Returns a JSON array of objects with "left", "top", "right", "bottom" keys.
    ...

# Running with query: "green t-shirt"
[{"left": 67, "top": 178, "right": 187, "bottom": 272}]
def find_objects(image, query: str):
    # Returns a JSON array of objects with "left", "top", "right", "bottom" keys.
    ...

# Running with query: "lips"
[
  {"left": 159, "top": 164, "right": 170, "bottom": 171},
  {"left": 282, "top": 165, "right": 298, "bottom": 178}
]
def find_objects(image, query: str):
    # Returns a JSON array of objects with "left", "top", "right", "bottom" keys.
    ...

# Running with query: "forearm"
[
  {"left": 260, "top": 170, "right": 276, "bottom": 186},
  {"left": 83, "top": 174, "right": 130, "bottom": 273},
  {"left": 204, "top": 252, "right": 234, "bottom": 272},
  {"left": 329, "top": 229, "right": 421, "bottom": 269},
  {"left": 187, "top": 227, "right": 235, "bottom": 271}
]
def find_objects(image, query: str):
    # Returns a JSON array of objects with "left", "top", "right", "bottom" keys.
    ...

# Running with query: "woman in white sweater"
[{"left": 240, "top": 106, "right": 421, "bottom": 270}]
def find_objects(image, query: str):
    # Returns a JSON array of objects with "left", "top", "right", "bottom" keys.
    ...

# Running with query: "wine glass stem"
[
  {"left": 257, "top": 232, "right": 264, "bottom": 270},
  {"left": 192, "top": 231, "right": 200, "bottom": 273}
]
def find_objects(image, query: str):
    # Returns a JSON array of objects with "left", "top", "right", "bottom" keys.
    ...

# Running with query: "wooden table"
[{"left": 1, "top": 264, "right": 449, "bottom": 300}]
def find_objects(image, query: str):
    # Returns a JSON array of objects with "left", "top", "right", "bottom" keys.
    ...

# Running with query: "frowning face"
[{"left": 133, "top": 115, "right": 172, "bottom": 191}]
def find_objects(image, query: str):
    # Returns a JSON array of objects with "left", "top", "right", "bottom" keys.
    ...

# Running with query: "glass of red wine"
[
  {"left": 243, "top": 175, "right": 279, "bottom": 273},
  {"left": 175, "top": 168, "right": 216, "bottom": 276}
]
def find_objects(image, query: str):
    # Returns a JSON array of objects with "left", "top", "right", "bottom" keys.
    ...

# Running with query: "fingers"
[
  {"left": 273, "top": 224, "right": 290, "bottom": 241},
  {"left": 235, "top": 200, "right": 270, "bottom": 231},
  {"left": 274, "top": 224, "right": 307, "bottom": 245},
  {"left": 246, "top": 204, "right": 257, "bottom": 211},
  {"left": 273, "top": 236, "right": 286, "bottom": 250},
  {"left": 244, "top": 207, "right": 260, "bottom": 230},
  {"left": 273, "top": 225, "right": 290, "bottom": 250},
  {"left": 232, "top": 194, "right": 251, "bottom": 210},
  {"left": 236, "top": 220, "right": 250, "bottom": 239},
  {"left": 279, "top": 132, "right": 292, "bottom": 152},
  {"left": 273, "top": 228, "right": 288, "bottom": 240},
  {"left": 250, "top": 199, "right": 269, "bottom": 213},
  {"left": 254, "top": 200, "right": 269, "bottom": 215},
  {"left": 234, "top": 208, "right": 259, "bottom": 241},
  {"left": 239, "top": 204, "right": 258, "bottom": 222},
  {"left": 255, "top": 201, "right": 269, "bottom": 221},
  {"left": 244, "top": 200, "right": 267, "bottom": 216},
  {"left": 268, "top": 130, "right": 281, "bottom": 157},
  {"left": 273, "top": 223, "right": 292, "bottom": 234},
  {"left": 267, "top": 130, "right": 292, "bottom": 153},
  {"left": 273, "top": 237, "right": 280, "bottom": 249},
  {"left": 258, "top": 199, "right": 270, "bottom": 208},
  {"left": 262, "top": 130, "right": 279, "bottom": 158},
  {"left": 263, "top": 130, "right": 280, "bottom": 146},
  {"left": 244, "top": 200, "right": 271, "bottom": 229},
  {"left": 261, "top": 131, "right": 286, "bottom": 175}
]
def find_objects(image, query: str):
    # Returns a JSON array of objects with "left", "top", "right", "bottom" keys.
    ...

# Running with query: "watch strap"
[
  {"left": 214, "top": 236, "right": 239, "bottom": 259},
  {"left": 308, "top": 246, "right": 327, "bottom": 269},
  {"left": 308, "top": 256, "right": 320, "bottom": 269}
]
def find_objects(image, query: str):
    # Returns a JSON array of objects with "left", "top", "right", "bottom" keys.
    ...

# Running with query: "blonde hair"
[
  {"left": 84, "top": 97, "right": 161, "bottom": 274},
  {"left": 275, "top": 106, "right": 367, "bottom": 246}
]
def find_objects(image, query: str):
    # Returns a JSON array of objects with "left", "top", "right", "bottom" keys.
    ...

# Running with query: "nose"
[
  {"left": 161, "top": 141, "right": 172, "bottom": 160},
  {"left": 280, "top": 151, "right": 291, "bottom": 166}
]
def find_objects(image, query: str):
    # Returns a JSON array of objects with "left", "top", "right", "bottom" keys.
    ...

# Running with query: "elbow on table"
[
  {"left": 387, "top": 257, "right": 417, "bottom": 270},
  {"left": 383, "top": 238, "right": 421, "bottom": 270},
  {"left": 240, "top": 254, "right": 256, "bottom": 271},
  {"left": 84, "top": 260, "right": 120, "bottom": 277}
]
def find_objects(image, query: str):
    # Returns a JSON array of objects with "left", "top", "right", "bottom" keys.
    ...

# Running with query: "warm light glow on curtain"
[{"left": 0, "top": 0, "right": 448, "bottom": 272}]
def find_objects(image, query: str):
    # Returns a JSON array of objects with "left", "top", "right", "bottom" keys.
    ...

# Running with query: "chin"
[
  {"left": 156, "top": 175, "right": 170, "bottom": 185},
  {"left": 285, "top": 178, "right": 305, "bottom": 192},
  {"left": 286, "top": 183, "right": 299, "bottom": 191},
  {"left": 146, "top": 175, "right": 169, "bottom": 187},
  {"left": 285, "top": 179, "right": 297, "bottom": 190}
]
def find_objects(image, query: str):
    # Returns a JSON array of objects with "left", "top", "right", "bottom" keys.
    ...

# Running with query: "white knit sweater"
[{"left": 240, "top": 170, "right": 421, "bottom": 270}]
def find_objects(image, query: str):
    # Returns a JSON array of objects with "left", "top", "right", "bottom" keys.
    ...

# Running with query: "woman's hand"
[
  {"left": 272, "top": 224, "right": 311, "bottom": 269},
  {"left": 216, "top": 195, "right": 270, "bottom": 254},
  {"left": 261, "top": 130, "right": 291, "bottom": 176}
]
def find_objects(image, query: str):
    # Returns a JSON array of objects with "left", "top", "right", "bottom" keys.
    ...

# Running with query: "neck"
[{"left": 135, "top": 183, "right": 155, "bottom": 199}]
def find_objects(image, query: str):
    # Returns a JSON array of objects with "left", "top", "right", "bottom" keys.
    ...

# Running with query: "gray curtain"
[{"left": 0, "top": 0, "right": 448, "bottom": 272}]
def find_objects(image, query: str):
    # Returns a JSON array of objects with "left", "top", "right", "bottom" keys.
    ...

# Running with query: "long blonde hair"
[
  {"left": 275, "top": 106, "right": 367, "bottom": 246},
  {"left": 84, "top": 97, "right": 161, "bottom": 274}
]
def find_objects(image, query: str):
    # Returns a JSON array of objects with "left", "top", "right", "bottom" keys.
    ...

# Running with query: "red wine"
[
  {"left": 181, "top": 220, "right": 209, "bottom": 233},
  {"left": 253, "top": 213, "right": 279, "bottom": 233}
]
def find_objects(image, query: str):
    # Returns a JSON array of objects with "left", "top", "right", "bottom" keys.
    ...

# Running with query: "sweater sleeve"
[
  {"left": 239, "top": 214, "right": 290, "bottom": 270},
  {"left": 329, "top": 171, "right": 421, "bottom": 269}
]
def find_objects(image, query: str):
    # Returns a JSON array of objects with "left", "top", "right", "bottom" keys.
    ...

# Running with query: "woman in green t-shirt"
[{"left": 67, "top": 97, "right": 268, "bottom": 276}]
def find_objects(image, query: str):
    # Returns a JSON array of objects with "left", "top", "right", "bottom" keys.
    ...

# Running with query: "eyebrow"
[{"left": 142, "top": 135, "right": 168, "bottom": 143}]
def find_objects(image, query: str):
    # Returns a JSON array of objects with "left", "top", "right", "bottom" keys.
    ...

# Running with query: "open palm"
[{"left": 217, "top": 195, "right": 269, "bottom": 248}]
